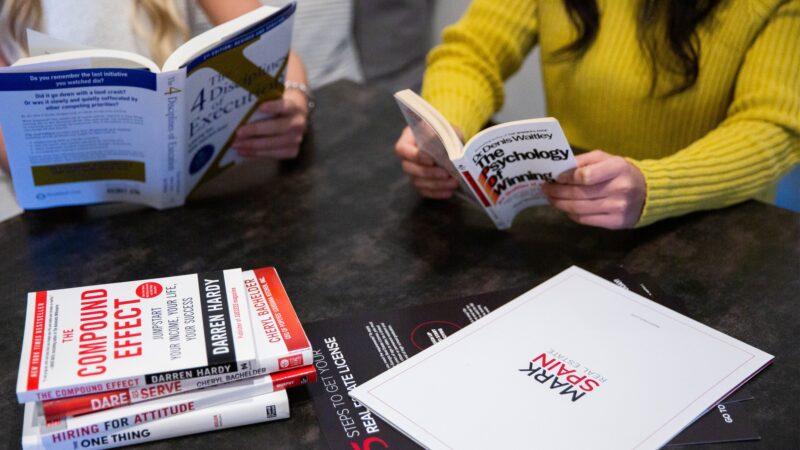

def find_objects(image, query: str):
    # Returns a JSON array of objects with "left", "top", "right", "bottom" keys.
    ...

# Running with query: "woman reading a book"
[
  {"left": 0, "top": 0, "right": 311, "bottom": 171},
  {"left": 394, "top": 0, "right": 799, "bottom": 229}
]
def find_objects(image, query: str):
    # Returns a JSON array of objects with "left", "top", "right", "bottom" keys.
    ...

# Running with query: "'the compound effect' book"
[
  {"left": 18, "top": 267, "right": 312, "bottom": 405},
  {"left": 17, "top": 269, "right": 255, "bottom": 403}
]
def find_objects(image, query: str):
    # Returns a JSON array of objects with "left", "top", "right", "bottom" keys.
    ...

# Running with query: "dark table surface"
[{"left": 0, "top": 81, "right": 798, "bottom": 450}]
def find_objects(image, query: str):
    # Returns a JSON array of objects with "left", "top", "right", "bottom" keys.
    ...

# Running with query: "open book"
[
  {"left": 395, "top": 90, "right": 577, "bottom": 229},
  {"left": 0, "top": 3, "right": 295, "bottom": 209}
]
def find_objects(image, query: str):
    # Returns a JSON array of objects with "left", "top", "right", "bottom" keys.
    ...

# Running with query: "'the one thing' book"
[
  {"left": 0, "top": 4, "right": 295, "bottom": 209},
  {"left": 395, "top": 89, "right": 577, "bottom": 229}
]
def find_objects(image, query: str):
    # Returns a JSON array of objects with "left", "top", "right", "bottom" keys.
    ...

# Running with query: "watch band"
[{"left": 284, "top": 81, "right": 316, "bottom": 114}]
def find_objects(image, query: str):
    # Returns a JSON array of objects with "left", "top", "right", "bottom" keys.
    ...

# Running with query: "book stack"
[{"left": 16, "top": 267, "right": 315, "bottom": 449}]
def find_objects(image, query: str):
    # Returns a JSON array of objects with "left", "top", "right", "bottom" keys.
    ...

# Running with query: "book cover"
[
  {"left": 395, "top": 89, "right": 577, "bottom": 229},
  {"left": 0, "top": 4, "right": 296, "bottom": 210},
  {"left": 16, "top": 269, "right": 256, "bottom": 403},
  {"left": 31, "top": 266, "right": 313, "bottom": 416},
  {"left": 22, "top": 390, "right": 290, "bottom": 449},
  {"left": 348, "top": 266, "right": 773, "bottom": 450}
]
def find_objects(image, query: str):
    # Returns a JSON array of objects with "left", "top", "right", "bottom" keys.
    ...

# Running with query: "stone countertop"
[{"left": 0, "top": 81, "right": 797, "bottom": 449}]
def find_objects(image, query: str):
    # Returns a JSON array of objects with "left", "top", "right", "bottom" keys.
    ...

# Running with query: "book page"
[
  {"left": 0, "top": 68, "right": 167, "bottom": 209},
  {"left": 462, "top": 118, "right": 576, "bottom": 228},
  {"left": 26, "top": 29, "right": 92, "bottom": 57},
  {"left": 394, "top": 91, "right": 492, "bottom": 209},
  {"left": 395, "top": 99, "right": 460, "bottom": 178}
]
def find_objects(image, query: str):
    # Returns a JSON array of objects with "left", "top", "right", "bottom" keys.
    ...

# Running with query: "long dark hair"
[{"left": 557, "top": 0, "right": 723, "bottom": 95}]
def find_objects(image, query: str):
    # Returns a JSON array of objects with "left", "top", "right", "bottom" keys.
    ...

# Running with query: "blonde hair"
[{"left": 1, "top": 0, "right": 189, "bottom": 66}]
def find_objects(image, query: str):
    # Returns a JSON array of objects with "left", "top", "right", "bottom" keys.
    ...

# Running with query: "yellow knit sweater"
[{"left": 421, "top": 0, "right": 800, "bottom": 226}]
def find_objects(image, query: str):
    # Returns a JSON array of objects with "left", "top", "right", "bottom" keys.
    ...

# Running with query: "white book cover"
[
  {"left": 34, "top": 267, "right": 313, "bottom": 419},
  {"left": 395, "top": 89, "right": 576, "bottom": 229},
  {"left": 22, "top": 390, "right": 290, "bottom": 449},
  {"left": 17, "top": 269, "right": 256, "bottom": 403},
  {"left": 0, "top": 4, "right": 295, "bottom": 210},
  {"left": 350, "top": 266, "right": 773, "bottom": 450}
]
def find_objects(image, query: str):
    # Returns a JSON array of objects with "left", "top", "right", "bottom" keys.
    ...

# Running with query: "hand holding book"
[
  {"left": 231, "top": 52, "right": 309, "bottom": 160},
  {"left": 393, "top": 89, "right": 577, "bottom": 229},
  {"left": 394, "top": 90, "right": 645, "bottom": 229},
  {"left": 394, "top": 126, "right": 460, "bottom": 199},
  {"left": 541, "top": 149, "right": 647, "bottom": 229}
]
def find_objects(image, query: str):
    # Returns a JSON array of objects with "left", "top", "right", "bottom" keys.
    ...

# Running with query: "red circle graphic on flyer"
[{"left": 136, "top": 282, "right": 163, "bottom": 299}]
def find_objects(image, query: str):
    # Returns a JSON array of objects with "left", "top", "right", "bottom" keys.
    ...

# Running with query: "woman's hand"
[
  {"left": 394, "top": 126, "right": 460, "bottom": 199},
  {"left": 542, "top": 150, "right": 646, "bottom": 229},
  {"left": 232, "top": 88, "right": 308, "bottom": 160}
]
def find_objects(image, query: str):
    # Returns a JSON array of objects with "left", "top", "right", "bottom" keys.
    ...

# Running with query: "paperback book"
[
  {"left": 41, "top": 363, "right": 314, "bottom": 421},
  {"left": 395, "top": 89, "right": 577, "bottom": 229},
  {"left": 22, "top": 390, "right": 290, "bottom": 449},
  {"left": 24, "top": 366, "right": 312, "bottom": 449},
  {"left": 0, "top": 3, "right": 295, "bottom": 209},
  {"left": 17, "top": 267, "right": 312, "bottom": 405}
]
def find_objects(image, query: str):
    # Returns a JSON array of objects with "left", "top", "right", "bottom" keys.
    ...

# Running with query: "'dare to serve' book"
[
  {"left": 350, "top": 267, "right": 773, "bottom": 450},
  {"left": 0, "top": 3, "right": 295, "bottom": 210},
  {"left": 24, "top": 366, "right": 313, "bottom": 449},
  {"left": 395, "top": 89, "right": 577, "bottom": 229}
]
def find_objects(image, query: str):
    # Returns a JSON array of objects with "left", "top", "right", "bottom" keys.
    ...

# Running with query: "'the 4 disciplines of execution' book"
[{"left": 349, "top": 266, "right": 773, "bottom": 450}]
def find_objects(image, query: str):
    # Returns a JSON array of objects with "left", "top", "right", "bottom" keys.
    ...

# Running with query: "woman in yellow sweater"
[{"left": 395, "top": 0, "right": 799, "bottom": 228}]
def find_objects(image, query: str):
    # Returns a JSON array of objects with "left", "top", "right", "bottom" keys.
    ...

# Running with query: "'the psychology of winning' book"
[
  {"left": 17, "top": 267, "right": 312, "bottom": 406},
  {"left": 395, "top": 89, "right": 577, "bottom": 229}
]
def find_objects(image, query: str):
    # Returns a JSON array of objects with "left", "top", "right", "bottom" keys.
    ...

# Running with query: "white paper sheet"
[{"left": 350, "top": 266, "right": 773, "bottom": 450}]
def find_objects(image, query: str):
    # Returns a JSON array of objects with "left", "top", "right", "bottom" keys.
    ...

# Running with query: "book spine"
[
  {"left": 155, "top": 70, "right": 187, "bottom": 209},
  {"left": 246, "top": 268, "right": 313, "bottom": 373},
  {"left": 42, "top": 364, "right": 315, "bottom": 421},
  {"left": 19, "top": 375, "right": 146, "bottom": 404},
  {"left": 452, "top": 156, "right": 508, "bottom": 229},
  {"left": 25, "top": 391, "right": 290, "bottom": 450},
  {"left": 40, "top": 370, "right": 300, "bottom": 443}
]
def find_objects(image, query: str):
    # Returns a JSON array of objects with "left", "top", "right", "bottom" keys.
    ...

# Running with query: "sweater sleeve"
[
  {"left": 421, "top": 0, "right": 539, "bottom": 138},
  {"left": 630, "top": 0, "right": 800, "bottom": 226}
]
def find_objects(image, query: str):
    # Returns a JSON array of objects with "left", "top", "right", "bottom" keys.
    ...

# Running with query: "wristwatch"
[{"left": 284, "top": 81, "right": 316, "bottom": 115}]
